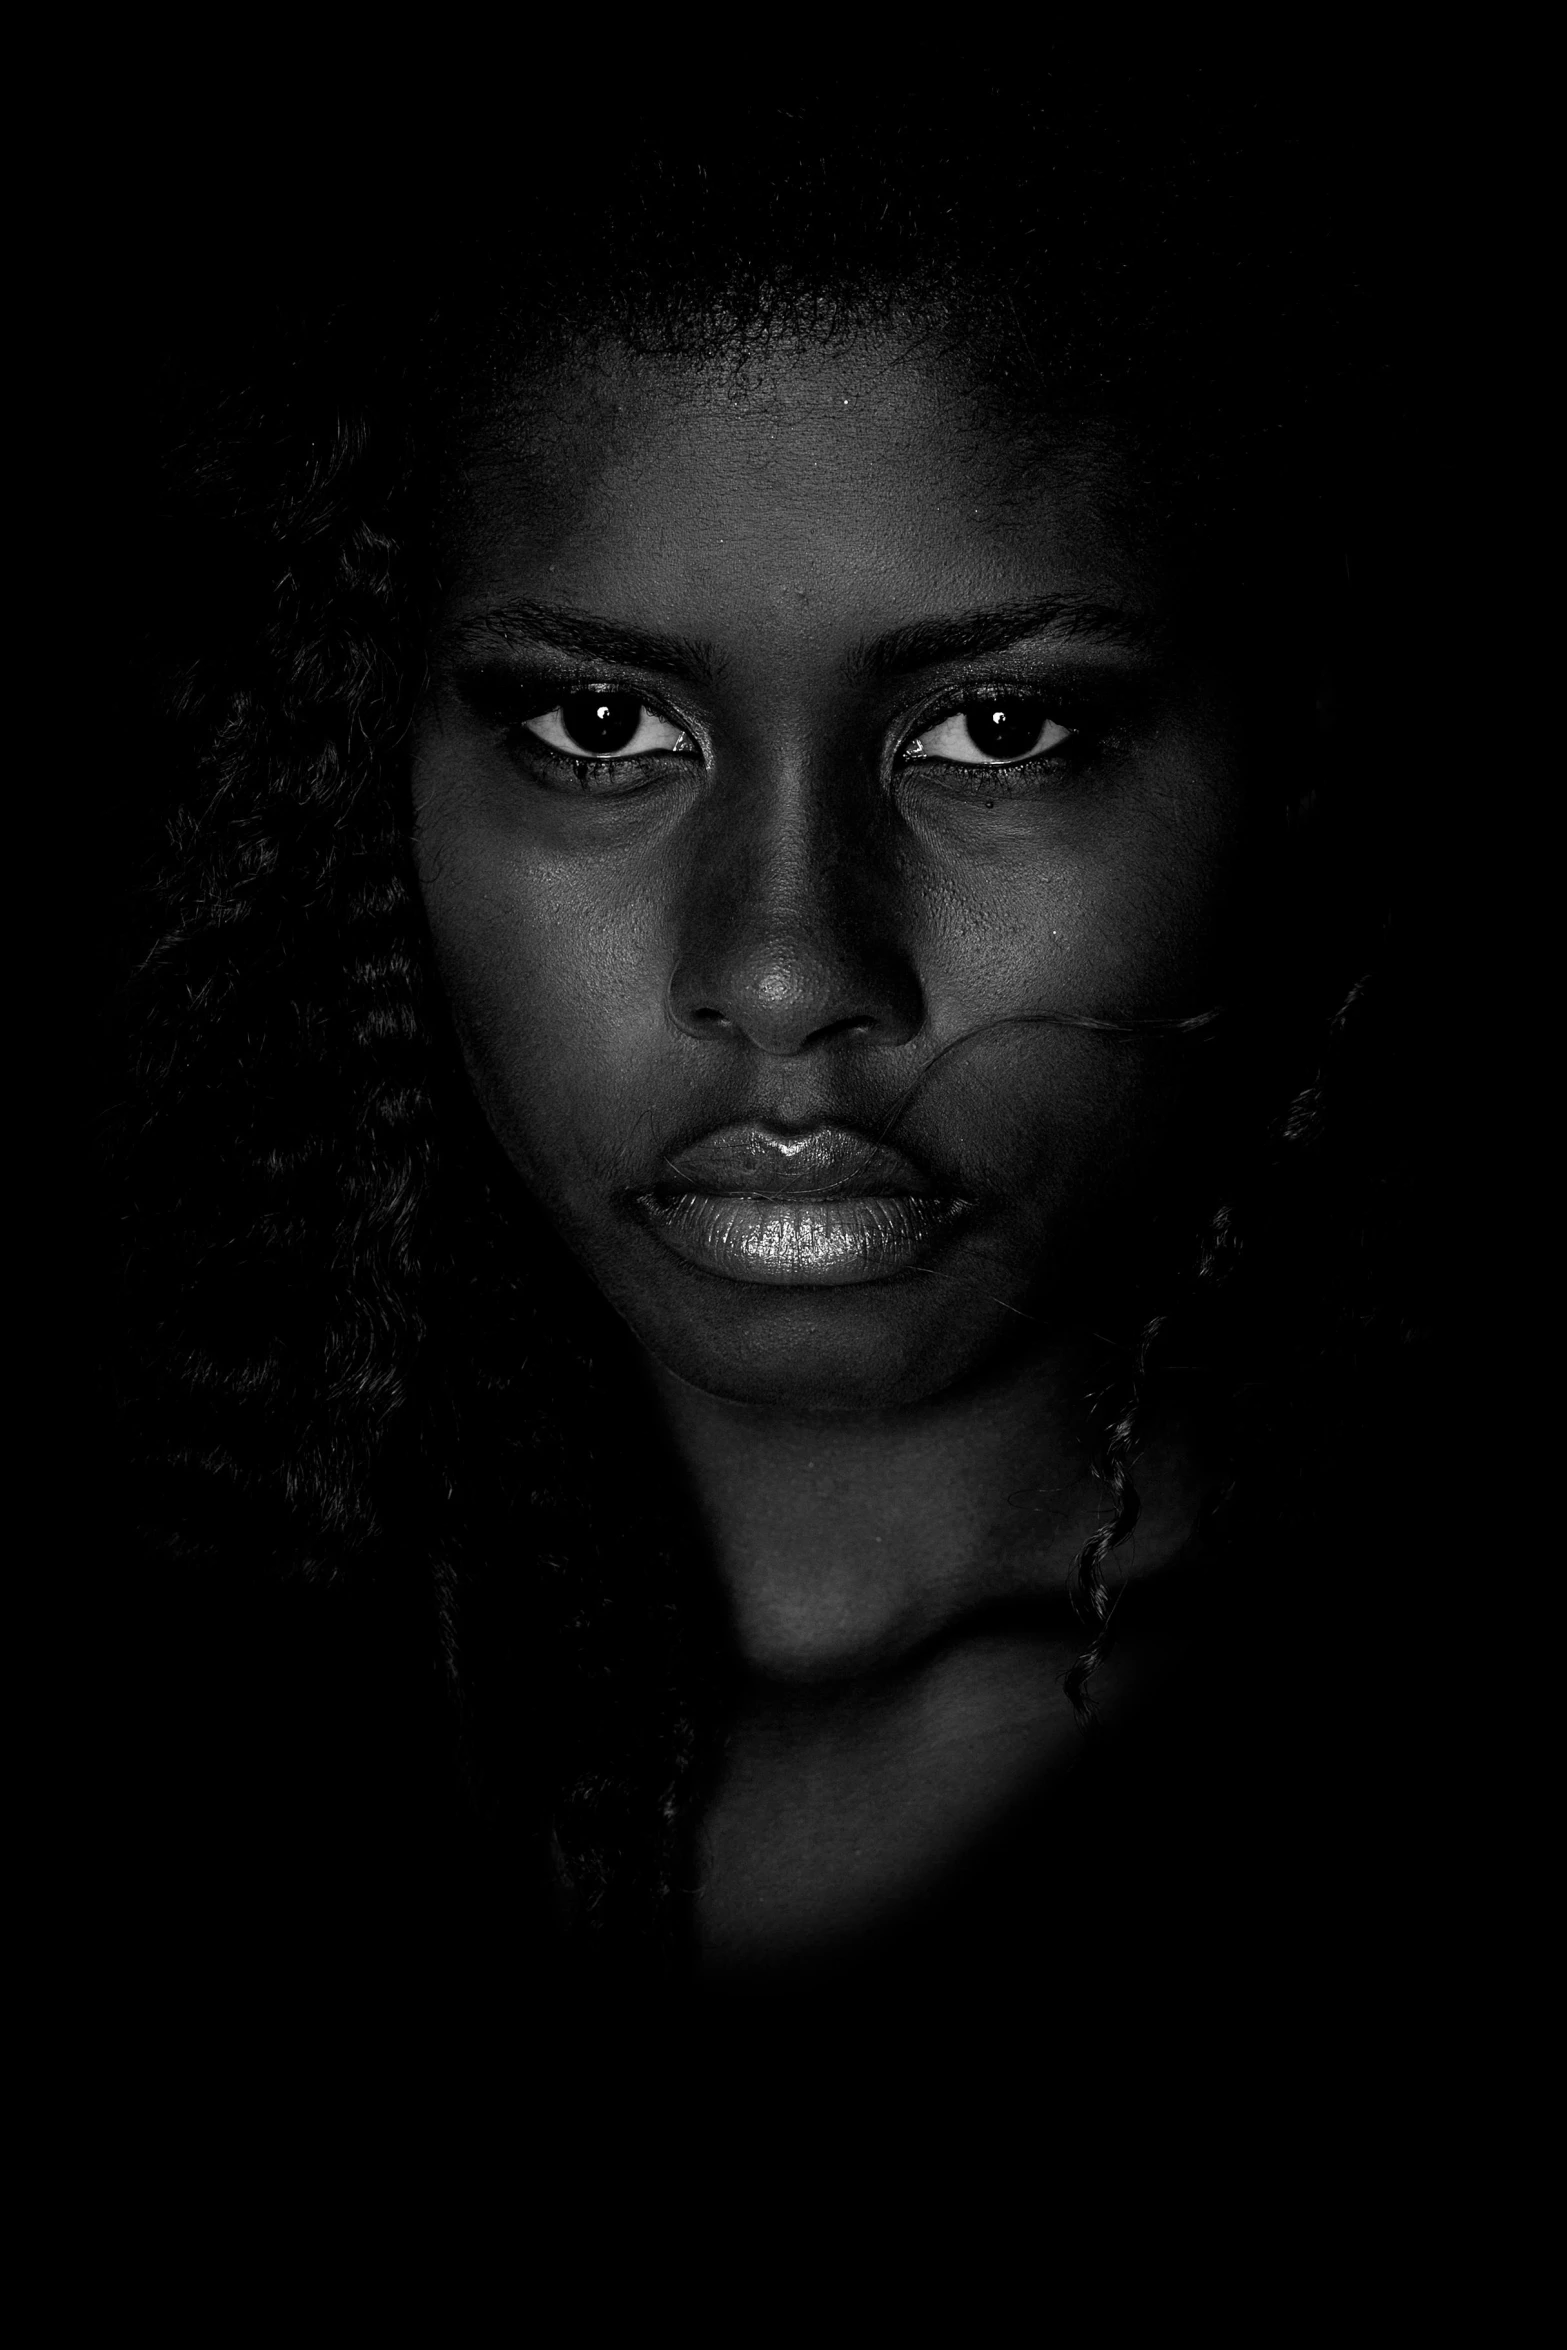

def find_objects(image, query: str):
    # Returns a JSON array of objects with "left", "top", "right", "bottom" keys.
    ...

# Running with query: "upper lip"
[{"left": 650, "top": 1122, "right": 948, "bottom": 1199}]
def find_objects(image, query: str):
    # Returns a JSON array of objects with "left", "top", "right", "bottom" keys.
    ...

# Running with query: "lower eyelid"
[
  {"left": 902, "top": 742, "right": 1072, "bottom": 771},
  {"left": 500, "top": 727, "right": 699, "bottom": 797}
]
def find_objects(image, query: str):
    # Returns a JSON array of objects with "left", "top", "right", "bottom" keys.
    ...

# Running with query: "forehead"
[{"left": 437, "top": 329, "right": 1161, "bottom": 642}]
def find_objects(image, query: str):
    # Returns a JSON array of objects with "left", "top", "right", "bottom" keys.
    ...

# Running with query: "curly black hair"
[{"left": 107, "top": 94, "right": 1437, "bottom": 1990}]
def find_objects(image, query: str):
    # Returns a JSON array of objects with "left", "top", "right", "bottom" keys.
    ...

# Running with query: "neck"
[{"left": 645, "top": 1340, "right": 1111, "bottom": 1683}]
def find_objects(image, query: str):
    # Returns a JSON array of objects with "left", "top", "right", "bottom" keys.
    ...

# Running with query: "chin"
[{"left": 629, "top": 1277, "right": 1017, "bottom": 1414}]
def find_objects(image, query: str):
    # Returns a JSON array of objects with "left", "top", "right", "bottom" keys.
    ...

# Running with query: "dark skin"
[{"left": 412, "top": 328, "right": 1305, "bottom": 1967}]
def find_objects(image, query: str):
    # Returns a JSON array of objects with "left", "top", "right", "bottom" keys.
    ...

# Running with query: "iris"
[
  {"left": 557, "top": 689, "right": 644, "bottom": 756},
  {"left": 962, "top": 696, "right": 1051, "bottom": 758}
]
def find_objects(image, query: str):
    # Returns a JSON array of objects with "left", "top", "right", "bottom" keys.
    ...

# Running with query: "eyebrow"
[
  {"left": 446, "top": 590, "right": 1158, "bottom": 688},
  {"left": 849, "top": 596, "right": 1162, "bottom": 680},
  {"left": 447, "top": 598, "right": 722, "bottom": 688}
]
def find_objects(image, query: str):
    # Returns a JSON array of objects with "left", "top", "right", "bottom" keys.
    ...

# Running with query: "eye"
[
  {"left": 523, "top": 688, "right": 694, "bottom": 760},
  {"left": 906, "top": 696, "right": 1073, "bottom": 766}
]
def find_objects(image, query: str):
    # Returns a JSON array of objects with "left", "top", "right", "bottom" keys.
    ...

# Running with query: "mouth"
[{"left": 633, "top": 1123, "right": 973, "bottom": 1287}]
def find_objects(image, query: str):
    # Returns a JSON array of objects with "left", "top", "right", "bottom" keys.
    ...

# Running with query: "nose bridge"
[{"left": 668, "top": 749, "right": 921, "bottom": 1055}]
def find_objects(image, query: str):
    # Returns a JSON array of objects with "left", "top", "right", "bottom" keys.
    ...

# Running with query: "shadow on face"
[{"left": 412, "top": 325, "right": 1302, "bottom": 1412}]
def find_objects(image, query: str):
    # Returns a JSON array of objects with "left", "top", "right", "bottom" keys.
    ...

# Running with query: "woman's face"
[{"left": 413, "top": 329, "right": 1279, "bottom": 1411}]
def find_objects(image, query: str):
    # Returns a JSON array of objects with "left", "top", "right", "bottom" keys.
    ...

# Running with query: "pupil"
[
  {"left": 560, "top": 689, "right": 642, "bottom": 756},
  {"left": 963, "top": 697, "right": 1047, "bottom": 758}
]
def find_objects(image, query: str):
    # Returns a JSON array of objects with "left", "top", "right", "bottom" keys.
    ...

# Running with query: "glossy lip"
[{"left": 634, "top": 1123, "right": 973, "bottom": 1287}]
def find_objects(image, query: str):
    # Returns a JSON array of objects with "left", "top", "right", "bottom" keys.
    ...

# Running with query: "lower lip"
[{"left": 636, "top": 1192, "right": 969, "bottom": 1286}]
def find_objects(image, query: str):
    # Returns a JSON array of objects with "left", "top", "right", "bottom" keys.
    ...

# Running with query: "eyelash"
[{"left": 509, "top": 717, "right": 693, "bottom": 780}]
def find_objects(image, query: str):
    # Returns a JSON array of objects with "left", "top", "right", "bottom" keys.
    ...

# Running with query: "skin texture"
[{"left": 412, "top": 328, "right": 1300, "bottom": 1967}]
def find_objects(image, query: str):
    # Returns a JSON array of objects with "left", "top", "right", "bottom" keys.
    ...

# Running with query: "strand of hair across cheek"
[
  {"left": 843, "top": 991, "right": 1370, "bottom": 1716},
  {"left": 881, "top": 1006, "right": 1218, "bottom": 1713}
]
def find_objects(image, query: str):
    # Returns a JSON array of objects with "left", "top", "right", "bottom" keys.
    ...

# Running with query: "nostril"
[{"left": 669, "top": 936, "right": 923, "bottom": 1053}]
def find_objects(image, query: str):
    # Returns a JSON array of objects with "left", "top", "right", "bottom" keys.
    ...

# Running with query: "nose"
[{"left": 668, "top": 782, "right": 923, "bottom": 1057}]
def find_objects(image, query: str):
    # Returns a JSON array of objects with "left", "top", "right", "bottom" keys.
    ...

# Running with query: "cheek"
[
  {"left": 416, "top": 811, "right": 675, "bottom": 1180},
  {"left": 1066, "top": 758, "right": 1250, "bottom": 1009},
  {"left": 913, "top": 806, "right": 1239, "bottom": 1030}
]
